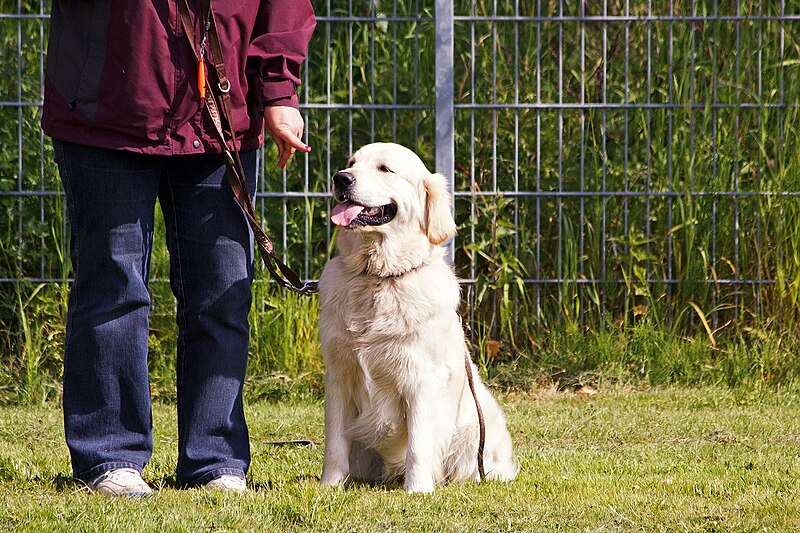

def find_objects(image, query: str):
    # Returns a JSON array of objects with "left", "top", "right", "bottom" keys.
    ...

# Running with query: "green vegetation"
[
  {"left": 2, "top": 1, "right": 800, "bottom": 401},
  {"left": 1, "top": 387, "right": 798, "bottom": 531}
]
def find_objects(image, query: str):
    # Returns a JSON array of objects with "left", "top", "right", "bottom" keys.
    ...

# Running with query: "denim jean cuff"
[
  {"left": 74, "top": 461, "right": 143, "bottom": 483},
  {"left": 184, "top": 467, "right": 246, "bottom": 488}
]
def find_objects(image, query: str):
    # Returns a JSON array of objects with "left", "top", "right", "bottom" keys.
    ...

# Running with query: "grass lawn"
[{"left": 1, "top": 386, "right": 798, "bottom": 532}]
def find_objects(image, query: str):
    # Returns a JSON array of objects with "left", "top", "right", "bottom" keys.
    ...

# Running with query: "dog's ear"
[{"left": 423, "top": 172, "right": 457, "bottom": 245}]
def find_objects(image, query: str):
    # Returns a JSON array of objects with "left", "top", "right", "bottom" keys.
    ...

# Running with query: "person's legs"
[
  {"left": 54, "top": 140, "right": 162, "bottom": 482},
  {"left": 159, "top": 151, "right": 257, "bottom": 487}
]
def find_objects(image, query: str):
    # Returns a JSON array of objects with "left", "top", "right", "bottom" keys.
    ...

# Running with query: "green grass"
[{"left": 1, "top": 386, "right": 798, "bottom": 531}]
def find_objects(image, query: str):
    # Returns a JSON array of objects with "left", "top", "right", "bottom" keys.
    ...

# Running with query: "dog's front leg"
[
  {"left": 321, "top": 370, "right": 355, "bottom": 486},
  {"left": 404, "top": 384, "right": 446, "bottom": 493}
]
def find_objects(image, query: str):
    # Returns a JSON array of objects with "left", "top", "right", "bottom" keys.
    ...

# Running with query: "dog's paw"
[
  {"left": 404, "top": 478, "right": 435, "bottom": 494},
  {"left": 320, "top": 469, "right": 349, "bottom": 486}
]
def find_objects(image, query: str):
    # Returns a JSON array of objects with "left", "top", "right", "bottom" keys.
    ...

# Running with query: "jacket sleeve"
[{"left": 248, "top": 0, "right": 316, "bottom": 110}]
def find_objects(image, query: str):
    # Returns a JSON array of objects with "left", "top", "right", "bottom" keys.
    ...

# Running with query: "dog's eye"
[{"left": 378, "top": 164, "right": 393, "bottom": 173}]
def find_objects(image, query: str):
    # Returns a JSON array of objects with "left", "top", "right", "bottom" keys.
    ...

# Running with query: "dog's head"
[{"left": 330, "top": 143, "right": 457, "bottom": 247}]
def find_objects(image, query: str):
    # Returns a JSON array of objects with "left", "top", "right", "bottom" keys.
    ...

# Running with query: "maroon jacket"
[{"left": 42, "top": 1, "right": 316, "bottom": 155}]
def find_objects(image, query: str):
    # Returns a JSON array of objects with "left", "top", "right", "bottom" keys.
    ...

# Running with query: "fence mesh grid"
[{"left": 1, "top": 1, "right": 799, "bottom": 332}]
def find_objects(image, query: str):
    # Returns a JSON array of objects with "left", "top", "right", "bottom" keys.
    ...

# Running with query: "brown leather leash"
[
  {"left": 464, "top": 352, "right": 486, "bottom": 479},
  {"left": 178, "top": 0, "right": 317, "bottom": 296}
]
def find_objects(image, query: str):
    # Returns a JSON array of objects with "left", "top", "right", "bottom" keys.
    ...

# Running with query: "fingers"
[
  {"left": 274, "top": 127, "right": 310, "bottom": 169},
  {"left": 270, "top": 135, "right": 288, "bottom": 168},
  {"left": 264, "top": 106, "right": 312, "bottom": 169}
]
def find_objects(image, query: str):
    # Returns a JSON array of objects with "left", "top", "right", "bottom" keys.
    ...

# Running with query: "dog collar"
[{"left": 365, "top": 259, "right": 426, "bottom": 280}]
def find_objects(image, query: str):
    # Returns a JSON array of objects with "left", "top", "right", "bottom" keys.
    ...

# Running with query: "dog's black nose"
[{"left": 333, "top": 171, "right": 355, "bottom": 189}]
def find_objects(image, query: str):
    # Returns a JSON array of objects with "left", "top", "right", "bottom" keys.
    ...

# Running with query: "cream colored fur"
[{"left": 319, "top": 143, "right": 518, "bottom": 493}]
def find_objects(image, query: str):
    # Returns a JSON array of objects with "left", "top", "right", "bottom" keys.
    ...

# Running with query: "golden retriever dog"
[{"left": 319, "top": 142, "right": 518, "bottom": 493}]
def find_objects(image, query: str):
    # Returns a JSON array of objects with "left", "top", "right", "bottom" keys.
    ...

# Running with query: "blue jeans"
[{"left": 54, "top": 140, "right": 256, "bottom": 486}]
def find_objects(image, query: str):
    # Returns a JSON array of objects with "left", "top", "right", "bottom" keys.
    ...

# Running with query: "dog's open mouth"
[{"left": 331, "top": 201, "right": 397, "bottom": 227}]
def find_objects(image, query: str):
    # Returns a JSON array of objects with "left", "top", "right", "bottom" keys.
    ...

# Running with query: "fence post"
[{"left": 434, "top": 0, "right": 455, "bottom": 263}]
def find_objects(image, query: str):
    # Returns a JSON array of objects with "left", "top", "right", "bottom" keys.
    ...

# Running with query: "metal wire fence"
[{"left": 2, "top": 1, "right": 800, "bottom": 335}]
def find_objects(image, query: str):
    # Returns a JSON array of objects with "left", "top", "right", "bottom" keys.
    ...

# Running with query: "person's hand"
[{"left": 263, "top": 106, "right": 311, "bottom": 169}]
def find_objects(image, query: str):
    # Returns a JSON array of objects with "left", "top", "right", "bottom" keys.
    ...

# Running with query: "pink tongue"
[{"left": 331, "top": 201, "right": 365, "bottom": 226}]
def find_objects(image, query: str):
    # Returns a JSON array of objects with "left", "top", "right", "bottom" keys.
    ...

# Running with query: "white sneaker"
[
  {"left": 89, "top": 468, "right": 153, "bottom": 497},
  {"left": 203, "top": 474, "right": 247, "bottom": 492}
]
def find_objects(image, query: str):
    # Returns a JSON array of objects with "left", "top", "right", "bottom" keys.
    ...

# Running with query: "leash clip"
[{"left": 293, "top": 281, "right": 319, "bottom": 295}]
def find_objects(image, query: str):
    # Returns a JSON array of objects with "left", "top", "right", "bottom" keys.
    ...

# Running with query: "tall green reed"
[
  {"left": 2, "top": 1, "right": 800, "bottom": 400},
  {"left": 0, "top": 225, "right": 67, "bottom": 405}
]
